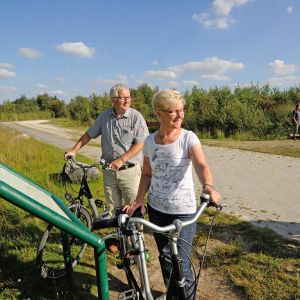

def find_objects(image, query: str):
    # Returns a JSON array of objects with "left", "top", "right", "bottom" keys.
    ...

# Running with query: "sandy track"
[{"left": 3, "top": 120, "right": 300, "bottom": 241}]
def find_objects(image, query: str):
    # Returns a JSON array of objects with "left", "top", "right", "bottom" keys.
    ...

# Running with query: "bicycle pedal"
[
  {"left": 118, "top": 289, "right": 139, "bottom": 300},
  {"left": 128, "top": 249, "right": 139, "bottom": 256},
  {"left": 116, "top": 262, "right": 124, "bottom": 269}
]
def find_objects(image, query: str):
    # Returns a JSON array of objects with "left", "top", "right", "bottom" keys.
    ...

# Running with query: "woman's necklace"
[{"left": 156, "top": 128, "right": 180, "bottom": 144}]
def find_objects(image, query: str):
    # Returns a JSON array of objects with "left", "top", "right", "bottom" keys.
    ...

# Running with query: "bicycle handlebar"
[
  {"left": 128, "top": 194, "right": 222, "bottom": 234},
  {"left": 92, "top": 205, "right": 144, "bottom": 230},
  {"left": 92, "top": 194, "right": 223, "bottom": 232},
  {"left": 65, "top": 155, "right": 109, "bottom": 169},
  {"left": 65, "top": 155, "right": 133, "bottom": 170}
]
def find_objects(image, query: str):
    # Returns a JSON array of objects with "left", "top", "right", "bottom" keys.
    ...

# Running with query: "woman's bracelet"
[{"left": 202, "top": 183, "right": 214, "bottom": 190}]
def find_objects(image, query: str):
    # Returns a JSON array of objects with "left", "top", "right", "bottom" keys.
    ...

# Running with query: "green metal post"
[
  {"left": 94, "top": 246, "right": 109, "bottom": 300},
  {"left": 0, "top": 181, "right": 109, "bottom": 299}
]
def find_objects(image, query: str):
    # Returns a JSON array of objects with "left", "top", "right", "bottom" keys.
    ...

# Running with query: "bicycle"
[
  {"left": 36, "top": 157, "right": 110, "bottom": 279},
  {"left": 92, "top": 193, "right": 223, "bottom": 300}
]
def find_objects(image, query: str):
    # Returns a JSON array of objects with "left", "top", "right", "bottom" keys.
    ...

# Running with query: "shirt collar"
[{"left": 110, "top": 107, "right": 131, "bottom": 118}]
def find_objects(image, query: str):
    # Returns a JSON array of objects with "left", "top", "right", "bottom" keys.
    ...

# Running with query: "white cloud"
[
  {"left": 269, "top": 59, "right": 298, "bottom": 75},
  {"left": 54, "top": 77, "right": 64, "bottom": 83},
  {"left": 0, "top": 68, "right": 16, "bottom": 79},
  {"left": 152, "top": 60, "right": 159, "bottom": 65},
  {"left": 193, "top": 0, "right": 251, "bottom": 29},
  {"left": 35, "top": 83, "right": 48, "bottom": 89},
  {"left": 287, "top": 6, "right": 293, "bottom": 13},
  {"left": 182, "top": 80, "right": 199, "bottom": 86},
  {"left": 200, "top": 74, "right": 230, "bottom": 81},
  {"left": 0, "top": 63, "right": 14, "bottom": 69},
  {"left": 56, "top": 42, "right": 95, "bottom": 58},
  {"left": 168, "top": 57, "right": 244, "bottom": 76},
  {"left": 135, "top": 79, "right": 147, "bottom": 86},
  {"left": 0, "top": 85, "right": 16, "bottom": 94},
  {"left": 143, "top": 70, "right": 177, "bottom": 80},
  {"left": 143, "top": 57, "right": 243, "bottom": 83},
  {"left": 94, "top": 74, "right": 128, "bottom": 86},
  {"left": 49, "top": 89, "right": 65, "bottom": 96},
  {"left": 165, "top": 81, "right": 179, "bottom": 88},
  {"left": 213, "top": 0, "right": 251, "bottom": 16},
  {"left": 192, "top": 13, "right": 231, "bottom": 29},
  {"left": 18, "top": 47, "right": 44, "bottom": 58},
  {"left": 267, "top": 76, "right": 300, "bottom": 87}
]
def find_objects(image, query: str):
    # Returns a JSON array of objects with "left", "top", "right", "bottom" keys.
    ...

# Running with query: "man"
[
  {"left": 65, "top": 84, "right": 149, "bottom": 217},
  {"left": 293, "top": 104, "right": 300, "bottom": 140}
]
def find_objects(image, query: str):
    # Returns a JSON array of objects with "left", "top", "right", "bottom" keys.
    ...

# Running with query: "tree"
[{"left": 67, "top": 96, "right": 91, "bottom": 123}]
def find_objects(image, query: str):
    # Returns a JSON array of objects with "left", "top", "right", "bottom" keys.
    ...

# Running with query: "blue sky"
[{"left": 1, "top": 0, "right": 300, "bottom": 103}]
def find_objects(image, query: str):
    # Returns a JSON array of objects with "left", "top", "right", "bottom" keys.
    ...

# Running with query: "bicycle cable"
[{"left": 151, "top": 206, "right": 221, "bottom": 299}]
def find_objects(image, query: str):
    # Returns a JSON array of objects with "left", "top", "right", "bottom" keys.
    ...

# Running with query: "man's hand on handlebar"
[
  {"left": 108, "top": 158, "right": 124, "bottom": 171},
  {"left": 64, "top": 150, "right": 76, "bottom": 160}
]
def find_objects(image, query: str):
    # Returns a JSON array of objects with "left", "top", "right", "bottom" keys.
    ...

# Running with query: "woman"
[{"left": 125, "top": 89, "right": 220, "bottom": 299}]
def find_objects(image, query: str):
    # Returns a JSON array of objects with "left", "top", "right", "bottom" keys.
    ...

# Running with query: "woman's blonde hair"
[{"left": 151, "top": 89, "right": 185, "bottom": 111}]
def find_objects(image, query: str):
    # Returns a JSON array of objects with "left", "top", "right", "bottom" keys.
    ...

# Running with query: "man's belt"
[{"left": 118, "top": 163, "right": 136, "bottom": 171}]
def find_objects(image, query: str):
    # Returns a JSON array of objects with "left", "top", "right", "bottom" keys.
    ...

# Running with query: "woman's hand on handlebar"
[
  {"left": 209, "top": 189, "right": 221, "bottom": 205},
  {"left": 123, "top": 200, "right": 145, "bottom": 216}
]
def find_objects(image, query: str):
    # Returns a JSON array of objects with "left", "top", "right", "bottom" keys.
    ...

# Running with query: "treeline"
[{"left": 1, "top": 84, "right": 299, "bottom": 139}]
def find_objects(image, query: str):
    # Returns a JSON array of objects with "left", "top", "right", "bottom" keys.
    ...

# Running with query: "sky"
[{"left": 1, "top": 0, "right": 300, "bottom": 103}]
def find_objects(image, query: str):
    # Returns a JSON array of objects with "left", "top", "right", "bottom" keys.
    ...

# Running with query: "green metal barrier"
[{"left": 0, "top": 162, "right": 109, "bottom": 300}]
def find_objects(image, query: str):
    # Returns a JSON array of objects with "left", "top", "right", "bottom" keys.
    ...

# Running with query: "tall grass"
[
  {"left": 0, "top": 125, "right": 104, "bottom": 299},
  {"left": 0, "top": 111, "right": 53, "bottom": 121}
]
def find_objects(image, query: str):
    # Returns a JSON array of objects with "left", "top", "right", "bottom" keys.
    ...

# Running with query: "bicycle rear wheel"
[{"left": 36, "top": 205, "right": 92, "bottom": 279}]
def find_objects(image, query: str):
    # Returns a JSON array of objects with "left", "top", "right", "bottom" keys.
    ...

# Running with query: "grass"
[
  {"left": 0, "top": 125, "right": 300, "bottom": 299},
  {"left": 0, "top": 125, "right": 105, "bottom": 299},
  {"left": 201, "top": 138, "right": 300, "bottom": 158},
  {"left": 50, "top": 117, "right": 90, "bottom": 132},
  {"left": 196, "top": 211, "right": 300, "bottom": 300}
]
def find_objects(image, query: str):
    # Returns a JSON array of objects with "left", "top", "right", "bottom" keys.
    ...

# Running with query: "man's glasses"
[
  {"left": 113, "top": 96, "right": 132, "bottom": 102},
  {"left": 160, "top": 108, "right": 185, "bottom": 116}
]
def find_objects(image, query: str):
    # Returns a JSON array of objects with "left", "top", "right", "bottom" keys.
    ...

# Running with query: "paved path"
[{"left": 2, "top": 120, "right": 300, "bottom": 241}]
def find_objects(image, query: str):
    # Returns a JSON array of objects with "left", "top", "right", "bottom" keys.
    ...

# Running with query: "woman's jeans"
[{"left": 148, "top": 204, "right": 196, "bottom": 299}]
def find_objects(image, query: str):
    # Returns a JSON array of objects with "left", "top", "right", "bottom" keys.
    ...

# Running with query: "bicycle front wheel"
[{"left": 36, "top": 205, "right": 92, "bottom": 279}]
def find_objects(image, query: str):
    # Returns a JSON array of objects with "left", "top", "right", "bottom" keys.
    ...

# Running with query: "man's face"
[{"left": 112, "top": 88, "right": 132, "bottom": 111}]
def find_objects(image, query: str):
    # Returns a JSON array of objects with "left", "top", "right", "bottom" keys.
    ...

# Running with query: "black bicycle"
[{"left": 36, "top": 157, "right": 109, "bottom": 279}]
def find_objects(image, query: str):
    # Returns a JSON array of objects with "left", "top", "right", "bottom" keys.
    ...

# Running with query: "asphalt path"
[{"left": 2, "top": 121, "right": 300, "bottom": 241}]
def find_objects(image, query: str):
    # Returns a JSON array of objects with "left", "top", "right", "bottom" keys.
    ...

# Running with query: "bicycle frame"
[
  {"left": 64, "top": 157, "right": 107, "bottom": 219},
  {"left": 77, "top": 172, "right": 99, "bottom": 218},
  {"left": 123, "top": 195, "right": 220, "bottom": 300}
]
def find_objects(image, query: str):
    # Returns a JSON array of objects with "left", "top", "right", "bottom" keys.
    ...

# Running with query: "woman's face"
[{"left": 157, "top": 103, "right": 185, "bottom": 128}]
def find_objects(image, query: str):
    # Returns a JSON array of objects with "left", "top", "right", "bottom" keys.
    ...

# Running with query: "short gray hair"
[
  {"left": 152, "top": 89, "right": 185, "bottom": 111},
  {"left": 109, "top": 84, "right": 129, "bottom": 98}
]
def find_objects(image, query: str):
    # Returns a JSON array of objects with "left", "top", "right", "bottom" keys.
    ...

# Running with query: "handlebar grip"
[
  {"left": 65, "top": 154, "right": 74, "bottom": 160},
  {"left": 131, "top": 207, "right": 144, "bottom": 218},
  {"left": 92, "top": 217, "right": 118, "bottom": 230},
  {"left": 200, "top": 193, "right": 223, "bottom": 210}
]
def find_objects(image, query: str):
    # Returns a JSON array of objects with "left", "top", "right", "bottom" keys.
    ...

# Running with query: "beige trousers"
[{"left": 103, "top": 165, "right": 141, "bottom": 217}]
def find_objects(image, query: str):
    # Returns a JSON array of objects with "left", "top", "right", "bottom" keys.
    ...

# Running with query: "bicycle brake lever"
[{"left": 118, "top": 213, "right": 129, "bottom": 227}]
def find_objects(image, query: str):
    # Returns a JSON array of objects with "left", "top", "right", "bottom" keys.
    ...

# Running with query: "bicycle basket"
[{"left": 61, "top": 160, "right": 100, "bottom": 184}]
